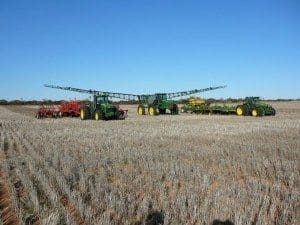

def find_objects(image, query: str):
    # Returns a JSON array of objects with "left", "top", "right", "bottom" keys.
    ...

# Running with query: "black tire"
[
  {"left": 148, "top": 105, "right": 158, "bottom": 116},
  {"left": 80, "top": 107, "right": 90, "bottom": 120},
  {"left": 137, "top": 105, "right": 146, "bottom": 115},
  {"left": 94, "top": 110, "right": 103, "bottom": 121},
  {"left": 236, "top": 105, "right": 250, "bottom": 116},
  {"left": 243, "top": 105, "right": 250, "bottom": 116},
  {"left": 271, "top": 108, "right": 276, "bottom": 116},
  {"left": 251, "top": 108, "right": 262, "bottom": 117},
  {"left": 170, "top": 104, "right": 179, "bottom": 115}
]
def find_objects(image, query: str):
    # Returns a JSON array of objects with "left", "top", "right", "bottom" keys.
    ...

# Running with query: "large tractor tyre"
[
  {"left": 94, "top": 110, "right": 103, "bottom": 121},
  {"left": 148, "top": 106, "right": 157, "bottom": 116},
  {"left": 251, "top": 108, "right": 263, "bottom": 117},
  {"left": 80, "top": 107, "right": 90, "bottom": 120},
  {"left": 137, "top": 105, "right": 146, "bottom": 116},
  {"left": 171, "top": 104, "right": 179, "bottom": 115},
  {"left": 159, "top": 109, "right": 166, "bottom": 114},
  {"left": 270, "top": 108, "right": 276, "bottom": 116},
  {"left": 236, "top": 105, "right": 249, "bottom": 116}
]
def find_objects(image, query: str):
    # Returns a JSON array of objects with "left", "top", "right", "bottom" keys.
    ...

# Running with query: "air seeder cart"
[{"left": 181, "top": 97, "right": 276, "bottom": 117}]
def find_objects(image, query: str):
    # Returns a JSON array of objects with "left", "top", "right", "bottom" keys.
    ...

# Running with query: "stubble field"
[{"left": 0, "top": 101, "right": 299, "bottom": 225}]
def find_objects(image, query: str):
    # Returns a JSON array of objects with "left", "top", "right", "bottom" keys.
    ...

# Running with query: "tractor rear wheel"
[
  {"left": 137, "top": 105, "right": 145, "bottom": 115},
  {"left": 270, "top": 108, "right": 276, "bottom": 116},
  {"left": 80, "top": 107, "right": 90, "bottom": 120},
  {"left": 236, "top": 105, "right": 249, "bottom": 116},
  {"left": 148, "top": 106, "right": 157, "bottom": 116},
  {"left": 94, "top": 110, "right": 102, "bottom": 121},
  {"left": 171, "top": 104, "right": 179, "bottom": 115}
]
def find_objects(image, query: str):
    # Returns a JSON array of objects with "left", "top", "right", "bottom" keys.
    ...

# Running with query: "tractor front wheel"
[
  {"left": 94, "top": 110, "right": 102, "bottom": 121},
  {"left": 80, "top": 108, "right": 90, "bottom": 120},
  {"left": 148, "top": 106, "right": 157, "bottom": 116},
  {"left": 251, "top": 108, "right": 263, "bottom": 117}
]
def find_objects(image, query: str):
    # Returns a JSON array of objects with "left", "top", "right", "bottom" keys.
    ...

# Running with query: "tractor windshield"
[
  {"left": 96, "top": 95, "right": 109, "bottom": 104},
  {"left": 157, "top": 94, "right": 167, "bottom": 100}
]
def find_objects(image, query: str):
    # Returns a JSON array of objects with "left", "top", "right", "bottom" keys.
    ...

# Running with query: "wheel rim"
[
  {"left": 236, "top": 107, "right": 243, "bottom": 116},
  {"left": 95, "top": 113, "right": 99, "bottom": 120},
  {"left": 80, "top": 109, "right": 84, "bottom": 119},
  {"left": 252, "top": 109, "right": 258, "bottom": 117},
  {"left": 138, "top": 107, "right": 143, "bottom": 115},
  {"left": 149, "top": 107, "right": 155, "bottom": 116}
]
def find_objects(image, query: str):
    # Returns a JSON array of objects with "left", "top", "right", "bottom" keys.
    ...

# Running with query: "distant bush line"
[{"left": 0, "top": 98, "right": 298, "bottom": 105}]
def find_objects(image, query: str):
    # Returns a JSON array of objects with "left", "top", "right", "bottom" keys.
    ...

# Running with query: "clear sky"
[{"left": 0, "top": 0, "right": 299, "bottom": 100}]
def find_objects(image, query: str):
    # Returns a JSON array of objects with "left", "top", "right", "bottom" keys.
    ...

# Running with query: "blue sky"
[{"left": 0, "top": 0, "right": 299, "bottom": 100}]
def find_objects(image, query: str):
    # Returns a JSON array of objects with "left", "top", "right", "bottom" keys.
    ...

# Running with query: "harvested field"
[{"left": 0, "top": 101, "right": 299, "bottom": 225}]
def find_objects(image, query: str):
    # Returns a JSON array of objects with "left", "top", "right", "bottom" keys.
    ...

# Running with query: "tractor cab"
[
  {"left": 93, "top": 95, "right": 109, "bottom": 106},
  {"left": 156, "top": 93, "right": 168, "bottom": 100},
  {"left": 155, "top": 93, "right": 168, "bottom": 105}
]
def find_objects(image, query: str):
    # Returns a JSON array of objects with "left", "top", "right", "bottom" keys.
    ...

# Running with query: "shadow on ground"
[{"left": 212, "top": 219, "right": 234, "bottom": 225}]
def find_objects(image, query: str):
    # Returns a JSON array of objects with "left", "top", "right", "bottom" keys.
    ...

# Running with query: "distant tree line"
[{"left": 0, "top": 98, "right": 298, "bottom": 105}]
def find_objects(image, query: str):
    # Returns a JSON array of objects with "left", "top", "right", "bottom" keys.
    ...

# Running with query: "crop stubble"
[{"left": 0, "top": 102, "right": 299, "bottom": 225}]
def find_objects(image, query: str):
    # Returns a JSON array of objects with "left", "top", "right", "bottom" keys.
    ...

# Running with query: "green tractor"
[
  {"left": 45, "top": 84, "right": 226, "bottom": 117},
  {"left": 235, "top": 97, "right": 276, "bottom": 117},
  {"left": 44, "top": 85, "right": 127, "bottom": 120},
  {"left": 135, "top": 86, "right": 226, "bottom": 116},
  {"left": 80, "top": 95, "right": 127, "bottom": 120},
  {"left": 136, "top": 94, "right": 179, "bottom": 116}
]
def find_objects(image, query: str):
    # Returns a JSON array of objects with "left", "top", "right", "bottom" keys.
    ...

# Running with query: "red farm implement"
[
  {"left": 58, "top": 100, "right": 83, "bottom": 117},
  {"left": 36, "top": 105, "right": 60, "bottom": 119},
  {"left": 36, "top": 100, "right": 83, "bottom": 119}
]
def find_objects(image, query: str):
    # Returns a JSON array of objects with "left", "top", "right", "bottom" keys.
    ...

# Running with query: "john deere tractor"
[
  {"left": 136, "top": 93, "right": 179, "bottom": 116},
  {"left": 44, "top": 85, "right": 127, "bottom": 120},
  {"left": 45, "top": 84, "right": 226, "bottom": 117},
  {"left": 135, "top": 86, "right": 226, "bottom": 116},
  {"left": 80, "top": 95, "right": 127, "bottom": 120},
  {"left": 235, "top": 97, "right": 276, "bottom": 117}
]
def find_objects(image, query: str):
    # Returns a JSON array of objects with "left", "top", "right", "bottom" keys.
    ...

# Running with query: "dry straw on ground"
[{"left": 0, "top": 102, "right": 299, "bottom": 225}]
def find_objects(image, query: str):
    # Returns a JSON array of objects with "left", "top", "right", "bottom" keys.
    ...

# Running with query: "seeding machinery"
[
  {"left": 181, "top": 96, "right": 276, "bottom": 117},
  {"left": 36, "top": 100, "right": 84, "bottom": 119},
  {"left": 235, "top": 97, "right": 276, "bottom": 117},
  {"left": 45, "top": 84, "right": 226, "bottom": 117},
  {"left": 44, "top": 85, "right": 128, "bottom": 120}
]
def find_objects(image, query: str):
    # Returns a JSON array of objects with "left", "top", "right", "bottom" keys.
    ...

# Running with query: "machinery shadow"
[{"left": 212, "top": 219, "right": 234, "bottom": 225}]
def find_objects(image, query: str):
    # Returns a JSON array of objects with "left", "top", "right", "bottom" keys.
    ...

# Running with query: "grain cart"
[
  {"left": 44, "top": 85, "right": 128, "bottom": 120},
  {"left": 235, "top": 97, "right": 276, "bottom": 117}
]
